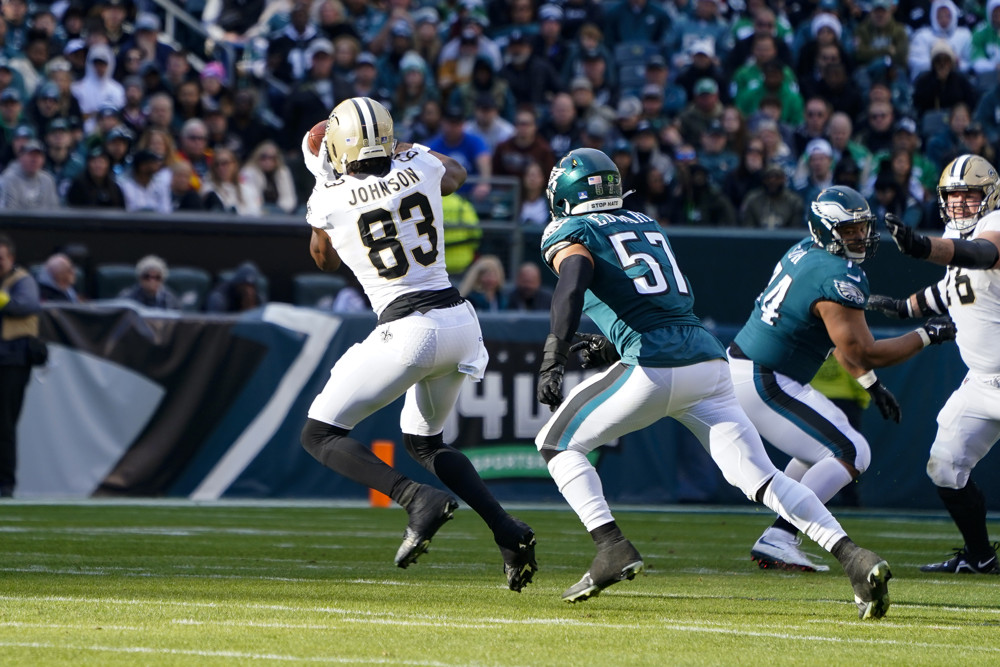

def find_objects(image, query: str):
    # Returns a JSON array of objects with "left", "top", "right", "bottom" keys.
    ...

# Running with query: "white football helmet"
[
  {"left": 937, "top": 154, "right": 1000, "bottom": 235},
  {"left": 324, "top": 97, "right": 395, "bottom": 173}
]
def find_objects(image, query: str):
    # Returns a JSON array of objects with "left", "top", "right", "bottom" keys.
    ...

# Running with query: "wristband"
[
  {"left": 915, "top": 328, "right": 931, "bottom": 347},
  {"left": 857, "top": 370, "right": 878, "bottom": 389}
]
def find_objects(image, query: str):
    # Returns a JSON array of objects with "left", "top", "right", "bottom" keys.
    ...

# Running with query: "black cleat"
[
  {"left": 495, "top": 518, "right": 538, "bottom": 592},
  {"left": 394, "top": 485, "right": 458, "bottom": 568},
  {"left": 562, "top": 538, "right": 644, "bottom": 603},
  {"left": 920, "top": 543, "right": 1000, "bottom": 574},
  {"left": 841, "top": 546, "right": 892, "bottom": 620}
]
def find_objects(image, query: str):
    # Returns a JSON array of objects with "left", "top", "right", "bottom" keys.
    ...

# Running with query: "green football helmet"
[
  {"left": 808, "top": 185, "right": 879, "bottom": 263},
  {"left": 547, "top": 148, "right": 623, "bottom": 217}
]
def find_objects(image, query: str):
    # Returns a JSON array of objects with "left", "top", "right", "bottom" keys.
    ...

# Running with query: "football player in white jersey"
[
  {"left": 299, "top": 97, "right": 537, "bottom": 591},
  {"left": 872, "top": 154, "right": 1000, "bottom": 574}
]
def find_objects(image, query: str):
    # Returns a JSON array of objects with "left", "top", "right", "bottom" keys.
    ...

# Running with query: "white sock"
[
  {"left": 547, "top": 450, "right": 614, "bottom": 532},
  {"left": 760, "top": 472, "right": 847, "bottom": 551},
  {"left": 784, "top": 458, "right": 809, "bottom": 482},
  {"left": 797, "top": 457, "right": 855, "bottom": 504}
]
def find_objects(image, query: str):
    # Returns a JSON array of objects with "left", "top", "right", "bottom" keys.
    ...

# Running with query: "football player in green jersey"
[
  {"left": 534, "top": 148, "right": 893, "bottom": 619},
  {"left": 728, "top": 186, "right": 955, "bottom": 572}
]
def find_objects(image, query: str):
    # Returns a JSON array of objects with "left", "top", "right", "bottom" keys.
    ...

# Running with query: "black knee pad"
[
  {"left": 300, "top": 418, "right": 349, "bottom": 461},
  {"left": 403, "top": 432, "right": 445, "bottom": 464}
]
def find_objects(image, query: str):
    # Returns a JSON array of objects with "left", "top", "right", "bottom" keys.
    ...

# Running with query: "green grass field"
[{"left": 1, "top": 501, "right": 998, "bottom": 666}]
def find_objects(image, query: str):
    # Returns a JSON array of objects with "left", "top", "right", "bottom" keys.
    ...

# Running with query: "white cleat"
[{"left": 751, "top": 527, "right": 830, "bottom": 572}]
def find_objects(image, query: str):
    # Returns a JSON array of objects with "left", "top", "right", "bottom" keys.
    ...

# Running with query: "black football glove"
[
  {"left": 919, "top": 316, "right": 957, "bottom": 345},
  {"left": 866, "top": 294, "right": 911, "bottom": 319},
  {"left": 537, "top": 333, "right": 569, "bottom": 411},
  {"left": 884, "top": 212, "right": 932, "bottom": 259},
  {"left": 866, "top": 380, "right": 901, "bottom": 423},
  {"left": 569, "top": 332, "right": 621, "bottom": 368}
]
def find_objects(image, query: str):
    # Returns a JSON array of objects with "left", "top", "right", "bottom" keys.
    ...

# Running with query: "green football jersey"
[
  {"left": 733, "top": 238, "right": 870, "bottom": 384},
  {"left": 540, "top": 208, "right": 726, "bottom": 367}
]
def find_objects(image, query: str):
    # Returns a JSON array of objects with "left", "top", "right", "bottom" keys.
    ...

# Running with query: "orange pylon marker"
[{"left": 369, "top": 440, "right": 394, "bottom": 507}]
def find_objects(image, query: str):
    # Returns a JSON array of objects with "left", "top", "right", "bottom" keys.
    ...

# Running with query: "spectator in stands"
[
  {"left": 99, "top": 0, "right": 132, "bottom": 55},
  {"left": 119, "top": 76, "right": 147, "bottom": 135},
  {"left": 0, "top": 140, "right": 58, "bottom": 209},
  {"left": 120, "top": 149, "right": 172, "bottom": 213},
  {"left": 539, "top": 92, "right": 580, "bottom": 157},
  {"left": 724, "top": 136, "right": 766, "bottom": 211},
  {"left": 493, "top": 106, "right": 555, "bottom": 179},
  {"left": 241, "top": 140, "right": 296, "bottom": 214},
  {"left": 971, "top": 0, "right": 1000, "bottom": 79},
  {"left": 428, "top": 103, "right": 492, "bottom": 201},
  {"left": 1, "top": 0, "right": 29, "bottom": 53},
  {"left": 449, "top": 54, "right": 516, "bottom": 121},
  {"left": 205, "top": 261, "right": 265, "bottom": 313},
  {"left": 913, "top": 39, "right": 977, "bottom": 117},
  {"left": 66, "top": 146, "right": 126, "bottom": 209},
  {"left": 72, "top": 44, "right": 125, "bottom": 133},
  {"left": 719, "top": 105, "right": 749, "bottom": 155},
  {"left": 875, "top": 147, "right": 927, "bottom": 204},
  {"left": 202, "top": 0, "right": 282, "bottom": 48},
  {"left": 828, "top": 112, "right": 873, "bottom": 179},
  {"left": 635, "top": 86, "right": 669, "bottom": 135},
  {"left": 145, "top": 92, "right": 176, "bottom": 137},
  {"left": 505, "top": 261, "right": 553, "bottom": 311},
  {"left": 678, "top": 77, "right": 724, "bottom": 145},
  {"left": 558, "top": 0, "right": 601, "bottom": 41},
  {"left": 735, "top": 57, "right": 804, "bottom": 127},
  {"left": 466, "top": 92, "right": 514, "bottom": 153},
  {"left": 102, "top": 125, "right": 134, "bottom": 177},
  {"left": 959, "top": 121, "right": 996, "bottom": 165},
  {"left": 391, "top": 51, "right": 438, "bottom": 129},
  {"left": 567, "top": 75, "right": 615, "bottom": 129},
  {"left": 162, "top": 50, "right": 195, "bottom": 95},
  {"left": 136, "top": 127, "right": 182, "bottom": 173},
  {"left": 670, "top": 161, "right": 735, "bottom": 225},
  {"left": 174, "top": 79, "right": 206, "bottom": 129},
  {"left": 792, "top": 96, "right": 830, "bottom": 156},
  {"left": 204, "top": 103, "right": 241, "bottom": 156},
  {"left": 117, "top": 45, "right": 146, "bottom": 83},
  {"left": 926, "top": 101, "right": 972, "bottom": 168},
  {"left": 533, "top": 3, "right": 570, "bottom": 75},
  {"left": 178, "top": 118, "right": 212, "bottom": 179},
  {"left": 909, "top": 0, "right": 972, "bottom": 81},
  {"left": 229, "top": 89, "right": 270, "bottom": 158},
  {"left": 868, "top": 169, "right": 924, "bottom": 229},
  {"left": 854, "top": 99, "right": 896, "bottom": 156},
  {"left": 346, "top": 51, "right": 388, "bottom": 102},
  {"left": 11, "top": 29, "right": 50, "bottom": 97},
  {"left": 0, "top": 124, "right": 31, "bottom": 170},
  {"left": 518, "top": 161, "right": 550, "bottom": 226},
  {"left": 202, "top": 147, "right": 259, "bottom": 216},
  {"left": 854, "top": 0, "right": 909, "bottom": 73},
  {"left": 739, "top": 162, "right": 803, "bottom": 229},
  {"left": 726, "top": 6, "right": 793, "bottom": 74},
  {"left": 342, "top": 0, "right": 386, "bottom": 48},
  {"left": 37, "top": 252, "right": 80, "bottom": 303},
  {"left": 0, "top": 88, "right": 24, "bottom": 145},
  {"left": 200, "top": 62, "right": 231, "bottom": 112},
  {"left": 437, "top": 14, "right": 502, "bottom": 97},
  {"left": 796, "top": 11, "right": 851, "bottom": 83},
  {"left": 675, "top": 39, "right": 728, "bottom": 106},
  {"left": 559, "top": 22, "right": 612, "bottom": 89},
  {"left": 313, "top": 0, "right": 361, "bottom": 45},
  {"left": 755, "top": 116, "right": 796, "bottom": 175},
  {"left": 269, "top": 1, "right": 324, "bottom": 86},
  {"left": 62, "top": 38, "right": 87, "bottom": 79},
  {"left": 793, "top": 137, "right": 835, "bottom": 213},
  {"left": 42, "top": 58, "right": 81, "bottom": 125},
  {"left": 490, "top": 0, "right": 538, "bottom": 46},
  {"left": 665, "top": 0, "right": 731, "bottom": 70},
  {"left": 373, "top": 20, "right": 416, "bottom": 96},
  {"left": 602, "top": 0, "right": 670, "bottom": 48},
  {"left": 121, "top": 13, "right": 175, "bottom": 74},
  {"left": 43, "top": 119, "right": 84, "bottom": 202},
  {"left": 501, "top": 29, "right": 562, "bottom": 111},
  {"left": 168, "top": 160, "right": 204, "bottom": 211},
  {"left": 880, "top": 117, "right": 938, "bottom": 196},
  {"left": 410, "top": 6, "right": 442, "bottom": 68},
  {"left": 118, "top": 254, "right": 181, "bottom": 310},
  {"left": 459, "top": 254, "right": 508, "bottom": 312},
  {"left": 696, "top": 119, "right": 738, "bottom": 185}
]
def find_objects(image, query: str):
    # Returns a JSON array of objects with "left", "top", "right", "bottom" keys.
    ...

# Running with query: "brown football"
[{"left": 307, "top": 120, "right": 327, "bottom": 156}]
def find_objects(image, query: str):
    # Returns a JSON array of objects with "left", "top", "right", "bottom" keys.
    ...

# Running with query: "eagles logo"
[{"left": 833, "top": 279, "right": 866, "bottom": 305}]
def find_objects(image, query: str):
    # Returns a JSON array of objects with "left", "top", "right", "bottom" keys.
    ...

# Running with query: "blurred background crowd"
[{"left": 2, "top": 0, "right": 999, "bottom": 304}]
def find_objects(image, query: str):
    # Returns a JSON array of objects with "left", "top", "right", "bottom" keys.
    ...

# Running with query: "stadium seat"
[
  {"left": 292, "top": 272, "right": 346, "bottom": 308},
  {"left": 165, "top": 266, "right": 212, "bottom": 311},
  {"left": 94, "top": 263, "right": 137, "bottom": 299}
]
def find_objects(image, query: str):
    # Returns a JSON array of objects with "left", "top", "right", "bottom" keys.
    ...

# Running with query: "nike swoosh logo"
[
  {"left": 847, "top": 273, "right": 862, "bottom": 282},
  {"left": 978, "top": 558, "right": 996, "bottom": 569}
]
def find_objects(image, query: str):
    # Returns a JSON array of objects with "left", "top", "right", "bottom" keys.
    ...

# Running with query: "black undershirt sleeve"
[{"left": 549, "top": 253, "right": 594, "bottom": 343}]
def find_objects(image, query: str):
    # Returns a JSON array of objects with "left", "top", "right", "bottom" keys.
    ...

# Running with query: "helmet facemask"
[{"left": 809, "top": 186, "right": 879, "bottom": 263}]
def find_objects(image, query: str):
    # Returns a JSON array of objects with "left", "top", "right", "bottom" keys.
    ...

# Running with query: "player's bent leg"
[
  {"left": 403, "top": 432, "right": 537, "bottom": 590},
  {"left": 301, "top": 418, "right": 412, "bottom": 500}
]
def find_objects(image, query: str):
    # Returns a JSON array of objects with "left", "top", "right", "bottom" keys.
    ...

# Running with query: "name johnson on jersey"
[{"left": 342, "top": 166, "right": 422, "bottom": 205}]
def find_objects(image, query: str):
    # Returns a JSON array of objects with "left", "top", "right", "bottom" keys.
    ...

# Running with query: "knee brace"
[{"left": 403, "top": 432, "right": 446, "bottom": 470}]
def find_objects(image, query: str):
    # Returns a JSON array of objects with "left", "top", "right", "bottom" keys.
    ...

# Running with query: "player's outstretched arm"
[
  {"left": 309, "top": 227, "right": 341, "bottom": 272},
  {"left": 396, "top": 141, "right": 468, "bottom": 195},
  {"left": 817, "top": 301, "right": 940, "bottom": 371},
  {"left": 884, "top": 213, "right": 1000, "bottom": 269}
]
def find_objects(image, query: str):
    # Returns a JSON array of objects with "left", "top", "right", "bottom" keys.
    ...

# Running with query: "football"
[{"left": 307, "top": 120, "right": 327, "bottom": 156}]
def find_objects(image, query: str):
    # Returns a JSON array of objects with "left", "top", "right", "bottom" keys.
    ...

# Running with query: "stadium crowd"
[{"left": 2, "top": 0, "right": 1000, "bottom": 290}]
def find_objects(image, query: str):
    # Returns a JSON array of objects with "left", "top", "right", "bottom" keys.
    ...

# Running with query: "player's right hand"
[
  {"left": 884, "top": 213, "right": 932, "bottom": 259},
  {"left": 866, "top": 380, "right": 901, "bottom": 423},
  {"left": 866, "top": 294, "right": 911, "bottom": 319},
  {"left": 570, "top": 332, "right": 621, "bottom": 368},
  {"left": 537, "top": 334, "right": 569, "bottom": 411},
  {"left": 920, "top": 316, "right": 957, "bottom": 345}
]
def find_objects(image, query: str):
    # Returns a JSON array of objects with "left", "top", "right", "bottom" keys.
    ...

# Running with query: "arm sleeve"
[{"left": 549, "top": 253, "right": 594, "bottom": 343}]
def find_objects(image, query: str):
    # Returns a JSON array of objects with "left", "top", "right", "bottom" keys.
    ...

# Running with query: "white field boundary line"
[{"left": 0, "top": 642, "right": 463, "bottom": 666}]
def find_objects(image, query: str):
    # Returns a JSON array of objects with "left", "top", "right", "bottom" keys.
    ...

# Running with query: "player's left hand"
[
  {"left": 920, "top": 316, "right": 957, "bottom": 345},
  {"left": 570, "top": 332, "right": 621, "bottom": 368},
  {"left": 537, "top": 334, "right": 569, "bottom": 411},
  {"left": 884, "top": 213, "right": 932, "bottom": 259},
  {"left": 866, "top": 380, "right": 901, "bottom": 423}
]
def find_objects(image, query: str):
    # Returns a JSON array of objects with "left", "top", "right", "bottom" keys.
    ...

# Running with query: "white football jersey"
[
  {"left": 939, "top": 211, "right": 1000, "bottom": 374},
  {"left": 305, "top": 146, "right": 454, "bottom": 316}
]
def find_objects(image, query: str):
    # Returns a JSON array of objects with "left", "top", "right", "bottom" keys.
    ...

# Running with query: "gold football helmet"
[
  {"left": 937, "top": 154, "right": 1000, "bottom": 234},
  {"left": 324, "top": 97, "right": 395, "bottom": 173}
]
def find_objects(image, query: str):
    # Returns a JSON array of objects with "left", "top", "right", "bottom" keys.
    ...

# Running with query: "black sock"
[
  {"left": 938, "top": 482, "right": 993, "bottom": 559},
  {"left": 590, "top": 521, "right": 625, "bottom": 548},
  {"left": 301, "top": 419, "right": 411, "bottom": 502},
  {"left": 830, "top": 536, "right": 857, "bottom": 563},
  {"left": 404, "top": 433, "right": 507, "bottom": 530},
  {"left": 770, "top": 516, "right": 798, "bottom": 537}
]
